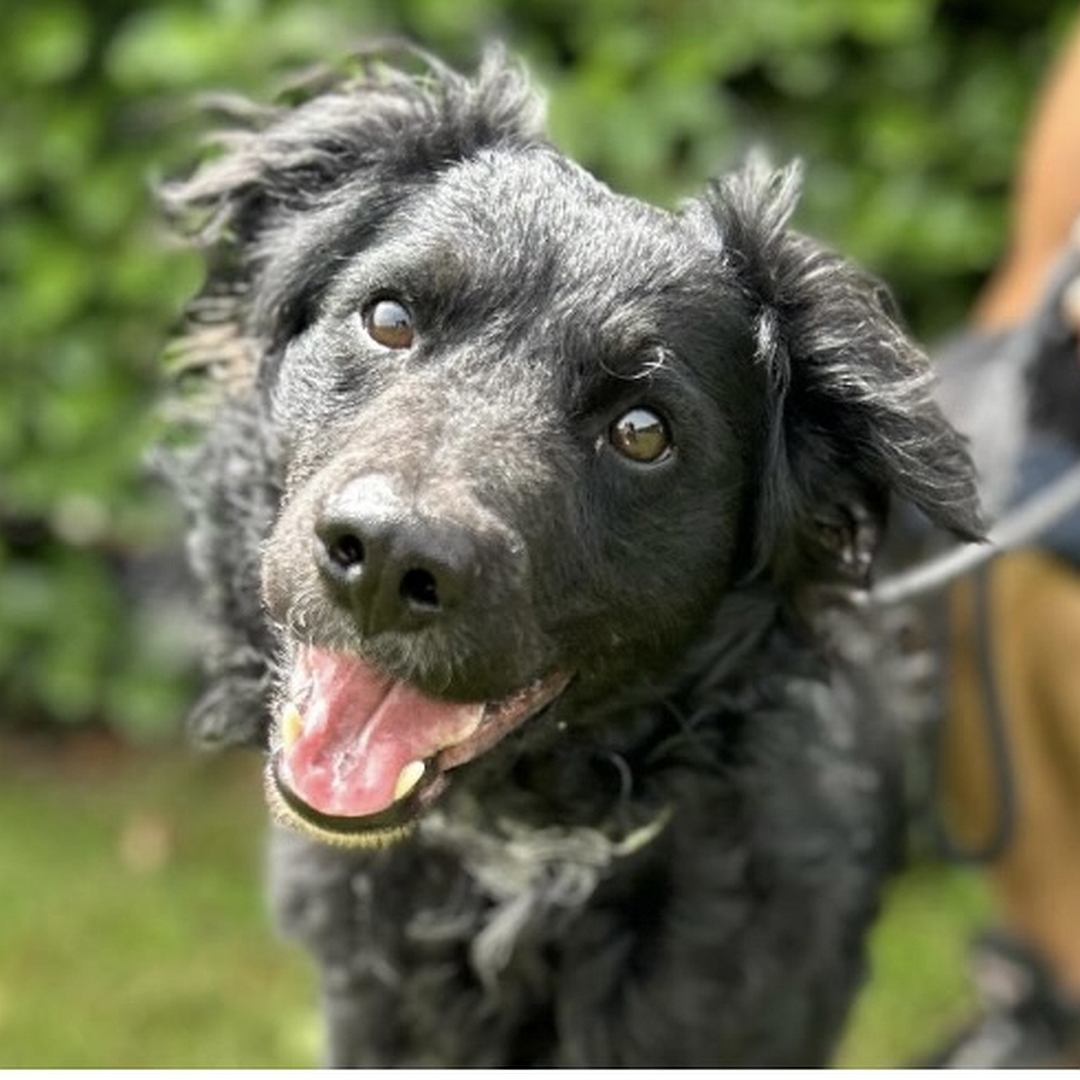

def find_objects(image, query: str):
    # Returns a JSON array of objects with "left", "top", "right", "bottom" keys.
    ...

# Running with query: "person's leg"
[
  {"left": 935, "top": 20, "right": 1080, "bottom": 1063},
  {"left": 945, "top": 552, "right": 1080, "bottom": 999},
  {"left": 975, "top": 22, "right": 1080, "bottom": 329}
]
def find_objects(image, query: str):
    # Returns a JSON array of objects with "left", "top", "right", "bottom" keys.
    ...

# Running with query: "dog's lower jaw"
[{"left": 265, "top": 759, "right": 436, "bottom": 848}]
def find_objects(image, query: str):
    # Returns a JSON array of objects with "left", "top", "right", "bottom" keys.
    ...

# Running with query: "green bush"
[{"left": 2, "top": 0, "right": 1073, "bottom": 737}]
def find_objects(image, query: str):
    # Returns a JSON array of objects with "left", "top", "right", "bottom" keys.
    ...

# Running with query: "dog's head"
[{"left": 166, "top": 46, "right": 981, "bottom": 846}]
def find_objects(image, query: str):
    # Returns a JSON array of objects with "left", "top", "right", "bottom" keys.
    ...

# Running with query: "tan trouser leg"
[{"left": 945, "top": 551, "right": 1080, "bottom": 997}]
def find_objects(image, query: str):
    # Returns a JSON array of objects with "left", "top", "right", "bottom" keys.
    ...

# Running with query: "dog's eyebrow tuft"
[{"left": 598, "top": 344, "right": 673, "bottom": 383}]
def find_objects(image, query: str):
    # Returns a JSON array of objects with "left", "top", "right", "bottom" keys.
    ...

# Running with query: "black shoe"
[{"left": 923, "top": 930, "right": 1080, "bottom": 1068}]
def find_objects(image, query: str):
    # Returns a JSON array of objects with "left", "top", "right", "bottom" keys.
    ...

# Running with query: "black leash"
[
  {"left": 860, "top": 462, "right": 1080, "bottom": 864},
  {"left": 864, "top": 460, "right": 1080, "bottom": 608},
  {"left": 928, "top": 561, "right": 1018, "bottom": 863}
]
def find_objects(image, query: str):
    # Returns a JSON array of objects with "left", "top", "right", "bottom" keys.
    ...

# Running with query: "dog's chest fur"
[{"left": 268, "top": 599, "right": 901, "bottom": 1067}]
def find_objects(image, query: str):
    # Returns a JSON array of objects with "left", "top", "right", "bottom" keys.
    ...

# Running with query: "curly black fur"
[{"left": 162, "top": 45, "right": 982, "bottom": 1067}]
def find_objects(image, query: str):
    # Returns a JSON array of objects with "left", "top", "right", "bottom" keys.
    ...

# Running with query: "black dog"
[{"left": 163, "top": 46, "right": 982, "bottom": 1067}]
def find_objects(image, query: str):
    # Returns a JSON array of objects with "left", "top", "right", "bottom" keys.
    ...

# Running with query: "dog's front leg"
[
  {"left": 550, "top": 783, "right": 874, "bottom": 1067},
  {"left": 267, "top": 828, "right": 406, "bottom": 1066}
]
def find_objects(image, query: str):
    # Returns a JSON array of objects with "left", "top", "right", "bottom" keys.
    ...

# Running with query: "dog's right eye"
[
  {"left": 362, "top": 298, "right": 414, "bottom": 349},
  {"left": 609, "top": 407, "right": 673, "bottom": 464}
]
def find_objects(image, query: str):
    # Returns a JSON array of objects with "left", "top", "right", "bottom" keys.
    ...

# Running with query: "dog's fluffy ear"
[
  {"left": 161, "top": 45, "right": 545, "bottom": 357},
  {"left": 704, "top": 157, "right": 983, "bottom": 592}
]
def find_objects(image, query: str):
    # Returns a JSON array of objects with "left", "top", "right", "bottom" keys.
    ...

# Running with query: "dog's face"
[
  {"left": 168, "top": 49, "right": 982, "bottom": 846},
  {"left": 259, "top": 149, "right": 764, "bottom": 840}
]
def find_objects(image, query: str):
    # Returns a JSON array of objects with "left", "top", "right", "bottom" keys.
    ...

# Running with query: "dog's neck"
[{"left": 400, "top": 582, "right": 827, "bottom": 990}]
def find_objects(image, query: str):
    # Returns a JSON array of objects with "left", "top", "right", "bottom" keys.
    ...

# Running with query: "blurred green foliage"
[{"left": 2, "top": 0, "right": 1075, "bottom": 736}]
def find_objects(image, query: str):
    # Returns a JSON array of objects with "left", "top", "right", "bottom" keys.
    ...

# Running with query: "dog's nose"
[{"left": 314, "top": 477, "right": 477, "bottom": 635}]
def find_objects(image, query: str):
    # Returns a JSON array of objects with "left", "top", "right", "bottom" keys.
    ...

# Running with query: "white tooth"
[
  {"left": 281, "top": 703, "right": 304, "bottom": 749},
  {"left": 393, "top": 760, "right": 426, "bottom": 801}
]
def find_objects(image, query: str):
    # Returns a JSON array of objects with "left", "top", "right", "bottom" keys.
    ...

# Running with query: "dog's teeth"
[
  {"left": 393, "top": 760, "right": 425, "bottom": 801},
  {"left": 281, "top": 703, "right": 304, "bottom": 749}
]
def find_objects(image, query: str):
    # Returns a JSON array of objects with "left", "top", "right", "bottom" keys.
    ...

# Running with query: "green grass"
[
  {"left": 0, "top": 738, "right": 318, "bottom": 1068},
  {"left": 837, "top": 861, "right": 994, "bottom": 1067},
  {"left": 0, "top": 736, "right": 994, "bottom": 1067}
]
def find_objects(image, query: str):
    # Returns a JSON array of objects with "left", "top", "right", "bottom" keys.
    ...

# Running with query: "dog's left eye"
[
  {"left": 609, "top": 407, "right": 672, "bottom": 464},
  {"left": 363, "top": 298, "right": 414, "bottom": 349}
]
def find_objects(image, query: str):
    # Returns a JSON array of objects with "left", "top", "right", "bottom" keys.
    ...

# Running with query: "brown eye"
[
  {"left": 609, "top": 407, "right": 672, "bottom": 463},
  {"left": 363, "top": 298, "right": 414, "bottom": 349}
]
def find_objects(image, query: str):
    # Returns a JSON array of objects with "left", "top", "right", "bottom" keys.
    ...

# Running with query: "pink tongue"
[{"left": 278, "top": 645, "right": 484, "bottom": 818}]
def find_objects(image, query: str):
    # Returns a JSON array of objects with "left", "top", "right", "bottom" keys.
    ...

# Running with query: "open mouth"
[{"left": 266, "top": 643, "right": 571, "bottom": 847}]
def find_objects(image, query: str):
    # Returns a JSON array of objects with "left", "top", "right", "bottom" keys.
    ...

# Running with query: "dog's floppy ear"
[
  {"left": 705, "top": 157, "right": 983, "bottom": 593},
  {"left": 161, "top": 44, "right": 545, "bottom": 358}
]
